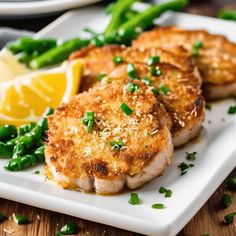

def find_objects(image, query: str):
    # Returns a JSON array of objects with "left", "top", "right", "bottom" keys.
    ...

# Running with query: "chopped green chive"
[
  {"left": 127, "top": 63, "right": 136, "bottom": 78},
  {"left": 127, "top": 82, "right": 139, "bottom": 94},
  {"left": 97, "top": 73, "right": 106, "bottom": 81},
  {"left": 194, "top": 40, "right": 203, "bottom": 49},
  {"left": 186, "top": 152, "right": 197, "bottom": 161},
  {"left": 0, "top": 213, "right": 6, "bottom": 223},
  {"left": 227, "top": 177, "right": 236, "bottom": 190},
  {"left": 34, "top": 170, "right": 40, "bottom": 174},
  {"left": 91, "top": 37, "right": 104, "bottom": 47},
  {"left": 220, "top": 194, "right": 232, "bottom": 208},
  {"left": 192, "top": 40, "right": 203, "bottom": 57},
  {"left": 160, "top": 84, "right": 170, "bottom": 95},
  {"left": 150, "top": 67, "right": 161, "bottom": 76},
  {"left": 106, "top": 78, "right": 112, "bottom": 84},
  {"left": 141, "top": 77, "right": 152, "bottom": 86},
  {"left": 109, "top": 140, "right": 125, "bottom": 151},
  {"left": 178, "top": 162, "right": 194, "bottom": 175},
  {"left": 13, "top": 213, "right": 29, "bottom": 225},
  {"left": 159, "top": 187, "right": 172, "bottom": 198},
  {"left": 205, "top": 103, "right": 212, "bottom": 110},
  {"left": 113, "top": 56, "right": 123, "bottom": 65},
  {"left": 82, "top": 112, "right": 95, "bottom": 133},
  {"left": 228, "top": 105, "right": 236, "bottom": 114},
  {"left": 151, "top": 203, "right": 165, "bottom": 209},
  {"left": 147, "top": 56, "right": 160, "bottom": 66},
  {"left": 60, "top": 221, "right": 78, "bottom": 235},
  {"left": 129, "top": 192, "right": 140, "bottom": 205},
  {"left": 152, "top": 88, "right": 159, "bottom": 95},
  {"left": 120, "top": 103, "right": 133, "bottom": 116},
  {"left": 224, "top": 212, "right": 236, "bottom": 224}
]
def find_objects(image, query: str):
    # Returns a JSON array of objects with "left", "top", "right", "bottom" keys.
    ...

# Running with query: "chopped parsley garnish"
[
  {"left": 129, "top": 192, "right": 140, "bottom": 205},
  {"left": 186, "top": 152, "right": 197, "bottom": 161},
  {"left": 227, "top": 176, "right": 236, "bottom": 190},
  {"left": 147, "top": 56, "right": 160, "bottom": 66},
  {"left": 151, "top": 203, "right": 165, "bottom": 209},
  {"left": 127, "top": 82, "right": 139, "bottom": 94},
  {"left": 192, "top": 40, "right": 203, "bottom": 57},
  {"left": 127, "top": 63, "right": 136, "bottom": 78},
  {"left": 160, "top": 84, "right": 170, "bottom": 95},
  {"left": 142, "top": 77, "right": 152, "bottom": 86},
  {"left": 150, "top": 67, "right": 161, "bottom": 76},
  {"left": 97, "top": 73, "right": 106, "bottom": 81},
  {"left": 0, "top": 213, "right": 6, "bottom": 223},
  {"left": 224, "top": 212, "right": 236, "bottom": 224},
  {"left": 159, "top": 187, "right": 172, "bottom": 198},
  {"left": 178, "top": 162, "right": 194, "bottom": 175},
  {"left": 82, "top": 112, "right": 95, "bottom": 133},
  {"left": 34, "top": 170, "right": 40, "bottom": 174},
  {"left": 60, "top": 221, "right": 78, "bottom": 235},
  {"left": 109, "top": 140, "right": 125, "bottom": 151},
  {"left": 220, "top": 194, "right": 232, "bottom": 208},
  {"left": 120, "top": 103, "right": 133, "bottom": 115},
  {"left": 113, "top": 56, "right": 123, "bottom": 65},
  {"left": 13, "top": 213, "right": 29, "bottom": 225},
  {"left": 205, "top": 103, "right": 212, "bottom": 110},
  {"left": 228, "top": 105, "right": 236, "bottom": 114}
]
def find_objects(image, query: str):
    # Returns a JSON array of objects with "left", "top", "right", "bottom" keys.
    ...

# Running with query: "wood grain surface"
[{"left": 1, "top": 1, "right": 236, "bottom": 236}]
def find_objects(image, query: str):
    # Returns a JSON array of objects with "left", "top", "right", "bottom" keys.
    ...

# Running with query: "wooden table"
[{"left": 1, "top": 1, "right": 236, "bottom": 236}]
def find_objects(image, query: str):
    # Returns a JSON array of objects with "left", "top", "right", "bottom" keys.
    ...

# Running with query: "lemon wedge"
[
  {"left": 0, "top": 59, "right": 83, "bottom": 126},
  {"left": 0, "top": 48, "right": 31, "bottom": 83}
]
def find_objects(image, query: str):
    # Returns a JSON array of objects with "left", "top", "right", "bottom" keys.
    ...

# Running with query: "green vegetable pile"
[
  {"left": 7, "top": 0, "right": 188, "bottom": 70},
  {"left": 0, "top": 107, "right": 54, "bottom": 171}
]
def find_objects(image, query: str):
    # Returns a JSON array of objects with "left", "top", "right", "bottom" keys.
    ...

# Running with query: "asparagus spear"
[
  {"left": 29, "top": 38, "right": 89, "bottom": 70},
  {"left": 105, "top": 0, "right": 141, "bottom": 35}
]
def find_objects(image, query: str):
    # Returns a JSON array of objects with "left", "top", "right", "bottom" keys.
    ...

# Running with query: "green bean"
[
  {"left": 105, "top": 0, "right": 140, "bottom": 35},
  {"left": 7, "top": 41, "right": 24, "bottom": 54},
  {"left": 105, "top": 2, "right": 115, "bottom": 15},
  {"left": 19, "top": 37, "right": 57, "bottom": 54},
  {"left": 34, "top": 145, "right": 45, "bottom": 162},
  {"left": 4, "top": 145, "right": 45, "bottom": 171},
  {"left": 106, "top": 0, "right": 188, "bottom": 45},
  {"left": 29, "top": 38, "right": 89, "bottom": 70},
  {"left": 7, "top": 37, "right": 57, "bottom": 55},
  {"left": 0, "top": 124, "right": 17, "bottom": 141},
  {"left": 0, "top": 143, "right": 14, "bottom": 158},
  {"left": 18, "top": 122, "right": 36, "bottom": 136},
  {"left": 4, "top": 154, "right": 37, "bottom": 171},
  {"left": 218, "top": 10, "right": 236, "bottom": 21},
  {"left": 12, "top": 107, "right": 54, "bottom": 158}
]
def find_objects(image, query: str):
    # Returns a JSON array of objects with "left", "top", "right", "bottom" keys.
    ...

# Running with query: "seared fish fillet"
[
  {"left": 69, "top": 46, "right": 204, "bottom": 146},
  {"left": 133, "top": 26, "right": 236, "bottom": 99},
  {"left": 103, "top": 63, "right": 205, "bottom": 147},
  {"left": 69, "top": 44, "right": 201, "bottom": 92},
  {"left": 46, "top": 78, "right": 173, "bottom": 194}
]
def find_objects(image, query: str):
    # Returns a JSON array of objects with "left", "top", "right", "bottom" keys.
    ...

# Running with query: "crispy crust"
[
  {"left": 69, "top": 44, "right": 200, "bottom": 91},
  {"left": 105, "top": 63, "right": 205, "bottom": 145},
  {"left": 133, "top": 26, "right": 236, "bottom": 99},
  {"left": 46, "top": 78, "right": 172, "bottom": 183}
]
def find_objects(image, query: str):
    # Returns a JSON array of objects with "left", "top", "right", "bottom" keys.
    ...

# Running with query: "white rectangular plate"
[{"left": 1, "top": 5, "right": 236, "bottom": 236}]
